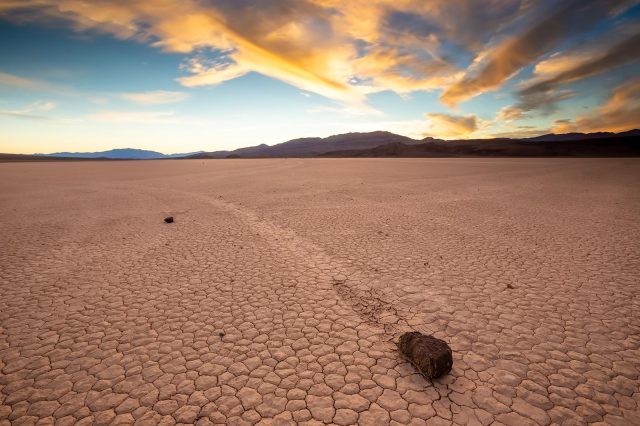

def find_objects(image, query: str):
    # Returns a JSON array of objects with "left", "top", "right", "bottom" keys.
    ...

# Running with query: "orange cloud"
[
  {"left": 496, "top": 105, "right": 526, "bottom": 122},
  {"left": 553, "top": 77, "right": 640, "bottom": 133},
  {"left": 1, "top": 0, "right": 637, "bottom": 120},
  {"left": 519, "top": 32, "right": 640, "bottom": 99},
  {"left": 495, "top": 29, "right": 640, "bottom": 121},
  {"left": 440, "top": 1, "right": 633, "bottom": 106},
  {"left": 0, "top": 0, "right": 476, "bottom": 108},
  {"left": 533, "top": 53, "right": 595, "bottom": 77},
  {"left": 425, "top": 112, "right": 480, "bottom": 138}
]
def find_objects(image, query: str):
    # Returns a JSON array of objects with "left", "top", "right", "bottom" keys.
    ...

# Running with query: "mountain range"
[
  {"left": 3, "top": 129, "right": 638, "bottom": 161},
  {"left": 189, "top": 129, "right": 640, "bottom": 159},
  {"left": 36, "top": 148, "right": 203, "bottom": 159}
]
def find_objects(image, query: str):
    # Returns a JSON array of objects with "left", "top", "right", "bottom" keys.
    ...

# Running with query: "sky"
[{"left": 0, "top": 0, "right": 639, "bottom": 154}]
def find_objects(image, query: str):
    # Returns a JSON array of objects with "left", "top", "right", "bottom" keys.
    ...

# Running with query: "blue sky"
[{"left": 0, "top": 0, "right": 638, "bottom": 154}]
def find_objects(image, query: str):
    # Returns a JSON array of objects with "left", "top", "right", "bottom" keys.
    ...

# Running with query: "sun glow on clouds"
[
  {"left": 426, "top": 113, "right": 481, "bottom": 138},
  {"left": 553, "top": 76, "right": 640, "bottom": 133},
  {"left": 88, "top": 110, "right": 176, "bottom": 124},
  {"left": 120, "top": 90, "right": 189, "bottom": 104},
  {"left": 0, "top": 0, "right": 639, "bottom": 148}
]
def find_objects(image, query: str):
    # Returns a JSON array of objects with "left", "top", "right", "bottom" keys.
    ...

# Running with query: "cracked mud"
[{"left": 1, "top": 158, "right": 639, "bottom": 425}]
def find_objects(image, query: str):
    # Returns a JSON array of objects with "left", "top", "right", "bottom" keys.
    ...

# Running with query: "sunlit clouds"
[
  {"left": 440, "top": 1, "right": 636, "bottom": 106},
  {"left": 0, "top": 0, "right": 638, "bottom": 152},
  {"left": 553, "top": 76, "right": 640, "bottom": 133},
  {"left": 425, "top": 113, "right": 480, "bottom": 138},
  {"left": 120, "top": 91, "right": 189, "bottom": 105}
]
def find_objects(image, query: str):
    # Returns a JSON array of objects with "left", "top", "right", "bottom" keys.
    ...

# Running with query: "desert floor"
[{"left": 1, "top": 158, "right": 639, "bottom": 426}]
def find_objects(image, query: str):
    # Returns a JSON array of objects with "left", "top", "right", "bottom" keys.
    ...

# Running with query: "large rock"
[{"left": 398, "top": 332, "right": 452, "bottom": 379}]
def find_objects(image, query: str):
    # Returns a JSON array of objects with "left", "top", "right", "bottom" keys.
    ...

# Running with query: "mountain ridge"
[
  {"left": 189, "top": 131, "right": 422, "bottom": 159},
  {"left": 6, "top": 129, "right": 640, "bottom": 160},
  {"left": 38, "top": 148, "right": 203, "bottom": 159},
  {"left": 190, "top": 129, "right": 640, "bottom": 159}
]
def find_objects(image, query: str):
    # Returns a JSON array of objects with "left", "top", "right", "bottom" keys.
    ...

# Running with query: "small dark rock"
[
  {"left": 506, "top": 283, "right": 514, "bottom": 289},
  {"left": 398, "top": 332, "right": 453, "bottom": 379},
  {"left": 218, "top": 332, "right": 225, "bottom": 338},
  {"left": 164, "top": 216, "right": 174, "bottom": 223}
]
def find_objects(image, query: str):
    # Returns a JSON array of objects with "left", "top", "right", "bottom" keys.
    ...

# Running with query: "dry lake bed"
[{"left": 1, "top": 158, "right": 639, "bottom": 425}]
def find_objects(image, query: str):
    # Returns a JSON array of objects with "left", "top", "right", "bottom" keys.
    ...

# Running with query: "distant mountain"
[
  {"left": 189, "top": 129, "right": 640, "bottom": 159},
  {"left": 320, "top": 134, "right": 640, "bottom": 158},
  {"left": 524, "top": 129, "right": 640, "bottom": 142},
  {"left": 0, "top": 153, "right": 88, "bottom": 162},
  {"left": 38, "top": 148, "right": 201, "bottom": 159},
  {"left": 189, "top": 131, "right": 421, "bottom": 158},
  {"left": 5, "top": 129, "right": 639, "bottom": 162}
]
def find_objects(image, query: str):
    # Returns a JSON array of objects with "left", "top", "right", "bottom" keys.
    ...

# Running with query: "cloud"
[
  {"left": 121, "top": 90, "right": 189, "bottom": 104},
  {"left": 0, "top": 100, "right": 56, "bottom": 120},
  {"left": 497, "top": 89, "right": 575, "bottom": 121},
  {"left": 497, "top": 105, "right": 525, "bottom": 121},
  {"left": 307, "top": 103, "right": 383, "bottom": 116},
  {"left": 440, "top": 0, "right": 634, "bottom": 106},
  {"left": 88, "top": 110, "right": 175, "bottom": 124},
  {"left": 0, "top": 0, "right": 518, "bottom": 106},
  {"left": 496, "top": 28, "right": 640, "bottom": 121},
  {"left": 489, "top": 128, "right": 551, "bottom": 139},
  {"left": 518, "top": 31, "right": 640, "bottom": 99},
  {"left": 177, "top": 58, "right": 249, "bottom": 88},
  {"left": 552, "top": 76, "right": 640, "bottom": 133},
  {"left": 1, "top": 0, "right": 637, "bottom": 121},
  {"left": 425, "top": 112, "right": 480, "bottom": 138},
  {"left": 0, "top": 71, "right": 61, "bottom": 92}
]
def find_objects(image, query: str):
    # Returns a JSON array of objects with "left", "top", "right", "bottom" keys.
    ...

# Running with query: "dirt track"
[{"left": 1, "top": 158, "right": 639, "bottom": 425}]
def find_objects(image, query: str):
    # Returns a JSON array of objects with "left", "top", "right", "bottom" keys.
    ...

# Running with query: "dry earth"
[{"left": 1, "top": 158, "right": 639, "bottom": 426}]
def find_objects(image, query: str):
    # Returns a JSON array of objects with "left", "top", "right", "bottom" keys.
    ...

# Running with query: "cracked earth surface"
[{"left": 1, "top": 158, "right": 639, "bottom": 425}]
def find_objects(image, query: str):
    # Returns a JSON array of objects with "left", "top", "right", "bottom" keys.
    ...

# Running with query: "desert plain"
[{"left": 0, "top": 158, "right": 639, "bottom": 426}]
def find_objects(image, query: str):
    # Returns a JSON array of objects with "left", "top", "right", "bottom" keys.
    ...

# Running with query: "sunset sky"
[{"left": 1, "top": 0, "right": 639, "bottom": 154}]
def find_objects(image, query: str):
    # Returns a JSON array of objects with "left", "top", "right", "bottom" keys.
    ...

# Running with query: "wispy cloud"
[
  {"left": 553, "top": 76, "right": 640, "bottom": 133},
  {"left": 307, "top": 103, "right": 383, "bottom": 117},
  {"left": 0, "top": 100, "right": 56, "bottom": 120},
  {"left": 121, "top": 90, "right": 189, "bottom": 105},
  {"left": 440, "top": 1, "right": 634, "bottom": 106},
  {"left": 489, "top": 128, "right": 551, "bottom": 139},
  {"left": 519, "top": 32, "right": 640, "bottom": 100},
  {"left": 177, "top": 58, "right": 249, "bottom": 88},
  {"left": 497, "top": 89, "right": 575, "bottom": 121},
  {"left": 88, "top": 110, "right": 176, "bottom": 124},
  {"left": 425, "top": 112, "right": 481, "bottom": 138},
  {"left": 496, "top": 27, "right": 640, "bottom": 121},
  {"left": 0, "top": 71, "right": 58, "bottom": 92}
]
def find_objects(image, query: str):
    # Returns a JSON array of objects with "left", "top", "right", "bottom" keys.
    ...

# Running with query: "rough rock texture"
[
  {"left": 398, "top": 332, "right": 453, "bottom": 379},
  {"left": 1, "top": 158, "right": 639, "bottom": 425}
]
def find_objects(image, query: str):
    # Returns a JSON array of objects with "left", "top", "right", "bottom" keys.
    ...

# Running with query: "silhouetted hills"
[
  {"left": 320, "top": 135, "right": 640, "bottom": 158},
  {"left": 38, "top": 148, "right": 202, "bottom": 159},
  {"left": 191, "top": 129, "right": 640, "bottom": 159},
  {"left": 523, "top": 129, "right": 640, "bottom": 142},
  {"left": 3, "top": 129, "right": 639, "bottom": 161},
  {"left": 189, "top": 131, "right": 421, "bottom": 158}
]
